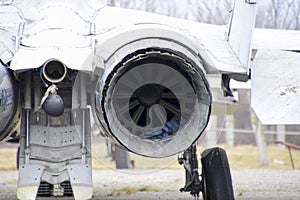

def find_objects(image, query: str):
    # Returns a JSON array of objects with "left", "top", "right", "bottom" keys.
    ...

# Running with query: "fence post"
[
  {"left": 251, "top": 112, "right": 269, "bottom": 166},
  {"left": 276, "top": 125, "right": 286, "bottom": 149},
  {"left": 226, "top": 115, "right": 235, "bottom": 147},
  {"left": 255, "top": 120, "right": 269, "bottom": 166}
]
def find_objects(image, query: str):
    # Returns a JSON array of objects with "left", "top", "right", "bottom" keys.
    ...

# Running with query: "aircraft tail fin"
[{"left": 227, "top": 0, "right": 257, "bottom": 73}]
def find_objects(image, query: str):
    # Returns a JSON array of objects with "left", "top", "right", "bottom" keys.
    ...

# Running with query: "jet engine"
[
  {"left": 95, "top": 47, "right": 211, "bottom": 158},
  {"left": 0, "top": 62, "right": 21, "bottom": 142}
]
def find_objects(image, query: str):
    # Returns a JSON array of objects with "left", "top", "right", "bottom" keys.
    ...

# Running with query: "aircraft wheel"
[{"left": 201, "top": 147, "right": 234, "bottom": 200}]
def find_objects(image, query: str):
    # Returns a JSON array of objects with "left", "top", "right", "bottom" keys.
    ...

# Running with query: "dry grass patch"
[
  {"left": 0, "top": 148, "right": 17, "bottom": 171},
  {"left": 108, "top": 185, "right": 161, "bottom": 196},
  {"left": 221, "top": 145, "right": 300, "bottom": 170},
  {"left": 1, "top": 143, "right": 299, "bottom": 170}
]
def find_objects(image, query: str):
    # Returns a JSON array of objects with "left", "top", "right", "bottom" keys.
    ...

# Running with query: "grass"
[
  {"left": 108, "top": 185, "right": 161, "bottom": 196},
  {"left": 0, "top": 148, "right": 17, "bottom": 171},
  {"left": 235, "top": 188, "right": 249, "bottom": 197},
  {"left": 0, "top": 142, "right": 299, "bottom": 171},
  {"left": 222, "top": 145, "right": 300, "bottom": 170}
]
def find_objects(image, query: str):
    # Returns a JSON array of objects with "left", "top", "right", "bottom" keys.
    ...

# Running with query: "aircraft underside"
[
  {"left": 0, "top": 55, "right": 234, "bottom": 199},
  {"left": 16, "top": 68, "right": 93, "bottom": 199}
]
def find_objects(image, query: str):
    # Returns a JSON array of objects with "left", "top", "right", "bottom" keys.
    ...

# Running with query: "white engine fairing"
[{"left": 92, "top": 24, "right": 212, "bottom": 158}]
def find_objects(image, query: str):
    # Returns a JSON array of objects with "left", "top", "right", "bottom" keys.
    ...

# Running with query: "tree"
[{"left": 113, "top": 0, "right": 299, "bottom": 30}]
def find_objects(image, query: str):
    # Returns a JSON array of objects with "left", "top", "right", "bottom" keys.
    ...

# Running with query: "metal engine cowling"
[
  {"left": 0, "top": 62, "right": 20, "bottom": 142},
  {"left": 95, "top": 48, "right": 211, "bottom": 158}
]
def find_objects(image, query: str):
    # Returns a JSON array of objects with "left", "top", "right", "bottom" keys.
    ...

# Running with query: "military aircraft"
[{"left": 0, "top": 0, "right": 300, "bottom": 199}]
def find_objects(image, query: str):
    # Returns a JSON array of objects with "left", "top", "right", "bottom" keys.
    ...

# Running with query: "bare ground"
[{"left": 0, "top": 170, "right": 299, "bottom": 200}]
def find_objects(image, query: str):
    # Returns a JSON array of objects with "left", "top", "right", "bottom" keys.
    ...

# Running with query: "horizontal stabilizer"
[{"left": 251, "top": 49, "right": 300, "bottom": 124}]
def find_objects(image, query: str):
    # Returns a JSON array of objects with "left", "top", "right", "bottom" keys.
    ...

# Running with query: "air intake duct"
[{"left": 0, "top": 62, "right": 21, "bottom": 142}]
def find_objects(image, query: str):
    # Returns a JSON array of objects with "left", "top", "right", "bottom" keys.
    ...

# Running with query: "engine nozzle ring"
[{"left": 42, "top": 59, "right": 67, "bottom": 83}]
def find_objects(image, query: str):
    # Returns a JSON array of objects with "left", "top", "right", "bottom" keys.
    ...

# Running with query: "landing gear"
[
  {"left": 201, "top": 147, "right": 234, "bottom": 200},
  {"left": 179, "top": 145, "right": 234, "bottom": 200},
  {"left": 178, "top": 143, "right": 202, "bottom": 197}
]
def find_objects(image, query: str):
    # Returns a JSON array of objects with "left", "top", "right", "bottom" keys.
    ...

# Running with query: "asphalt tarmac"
[{"left": 0, "top": 170, "right": 299, "bottom": 200}]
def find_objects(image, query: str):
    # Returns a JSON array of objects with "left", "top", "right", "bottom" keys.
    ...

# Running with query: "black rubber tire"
[{"left": 201, "top": 147, "right": 234, "bottom": 200}]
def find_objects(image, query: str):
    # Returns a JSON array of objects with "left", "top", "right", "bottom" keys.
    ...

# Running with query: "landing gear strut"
[
  {"left": 178, "top": 143, "right": 202, "bottom": 197},
  {"left": 179, "top": 144, "right": 234, "bottom": 200}
]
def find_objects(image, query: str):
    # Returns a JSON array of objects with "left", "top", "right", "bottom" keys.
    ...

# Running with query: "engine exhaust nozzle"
[
  {"left": 96, "top": 49, "right": 212, "bottom": 158},
  {"left": 42, "top": 59, "right": 67, "bottom": 83}
]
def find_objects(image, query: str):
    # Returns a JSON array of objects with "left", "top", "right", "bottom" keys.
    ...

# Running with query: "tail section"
[{"left": 227, "top": 0, "right": 257, "bottom": 73}]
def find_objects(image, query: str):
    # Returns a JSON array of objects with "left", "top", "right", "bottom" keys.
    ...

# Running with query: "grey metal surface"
[
  {"left": 30, "top": 125, "right": 81, "bottom": 148},
  {"left": 17, "top": 164, "right": 45, "bottom": 200},
  {"left": 67, "top": 164, "right": 92, "bottom": 187},
  {"left": 18, "top": 164, "right": 45, "bottom": 186}
]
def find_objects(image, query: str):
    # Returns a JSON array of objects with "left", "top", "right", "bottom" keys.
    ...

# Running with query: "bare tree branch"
[{"left": 115, "top": 0, "right": 297, "bottom": 29}]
